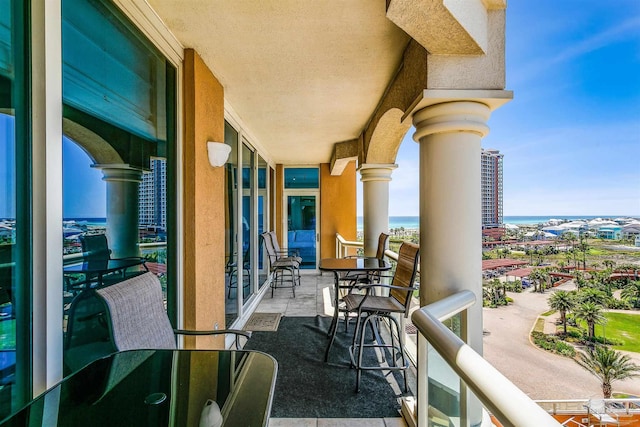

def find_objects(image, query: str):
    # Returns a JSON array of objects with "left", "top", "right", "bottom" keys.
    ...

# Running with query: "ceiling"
[{"left": 147, "top": 1, "right": 410, "bottom": 164}]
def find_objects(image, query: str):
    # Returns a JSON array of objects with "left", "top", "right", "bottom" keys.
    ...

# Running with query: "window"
[{"left": 0, "top": 0, "right": 30, "bottom": 416}]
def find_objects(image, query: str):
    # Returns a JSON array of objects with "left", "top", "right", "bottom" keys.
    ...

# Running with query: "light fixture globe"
[{"left": 207, "top": 141, "right": 231, "bottom": 167}]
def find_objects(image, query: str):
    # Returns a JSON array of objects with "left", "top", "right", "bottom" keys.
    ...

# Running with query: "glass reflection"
[
  {"left": 258, "top": 155, "right": 267, "bottom": 288},
  {"left": 241, "top": 143, "right": 254, "bottom": 302},
  {"left": 224, "top": 122, "right": 239, "bottom": 326},
  {"left": 0, "top": 0, "right": 25, "bottom": 416}
]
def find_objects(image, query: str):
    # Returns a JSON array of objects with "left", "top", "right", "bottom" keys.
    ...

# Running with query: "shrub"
[
  {"left": 555, "top": 341, "right": 576, "bottom": 357},
  {"left": 531, "top": 331, "right": 576, "bottom": 358},
  {"left": 585, "top": 335, "right": 624, "bottom": 346},
  {"left": 607, "top": 298, "right": 632, "bottom": 310}
]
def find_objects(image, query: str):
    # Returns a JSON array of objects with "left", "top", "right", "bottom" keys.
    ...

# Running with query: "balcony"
[{"left": 250, "top": 236, "right": 640, "bottom": 427}]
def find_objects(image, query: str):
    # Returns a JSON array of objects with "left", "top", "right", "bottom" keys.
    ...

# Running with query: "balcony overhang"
[
  {"left": 329, "top": 139, "right": 359, "bottom": 176},
  {"left": 146, "top": 0, "right": 410, "bottom": 164}
]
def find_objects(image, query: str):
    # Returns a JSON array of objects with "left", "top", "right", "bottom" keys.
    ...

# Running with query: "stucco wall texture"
[
  {"left": 183, "top": 49, "right": 226, "bottom": 348},
  {"left": 320, "top": 162, "right": 357, "bottom": 259}
]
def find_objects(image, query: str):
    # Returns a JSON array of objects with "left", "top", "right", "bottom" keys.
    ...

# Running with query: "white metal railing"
[
  {"left": 412, "top": 290, "right": 562, "bottom": 427},
  {"left": 537, "top": 398, "right": 640, "bottom": 415},
  {"left": 62, "top": 242, "right": 167, "bottom": 266},
  {"left": 335, "top": 233, "right": 363, "bottom": 257},
  {"left": 335, "top": 233, "right": 558, "bottom": 425}
]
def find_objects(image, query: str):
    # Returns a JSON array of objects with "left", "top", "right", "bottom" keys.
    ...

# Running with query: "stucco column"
[
  {"left": 413, "top": 101, "right": 490, "bottom": 426},
  {"left": 359, "top": 164, "right": 396, "bottom": 257},
  {"left": 97, "top": 165, "right": 143, "bottom": 259}
]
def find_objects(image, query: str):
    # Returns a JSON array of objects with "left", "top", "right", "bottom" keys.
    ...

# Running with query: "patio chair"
[
  {"left": 261, "top": 232, "right": 300, "bottom": 297},
  {"left": 339, "top": 232, "right": 389, "bottom": 331},
  {"left": 341, "top": 232, "right": 389, "bottom": 286},
  {"left": 268, "top": 231, "right": 302, "bottom": 265},
  {"left": 226, "top": 249, "right": 251, "bottom": 298},
  {"left": 342, "top": 241, "right": 419, "bottom": 392},
  {"left": 71, "top": 234, "right": 148, "bottom": 288},
  {"left": 584, "top": 398, "right": 620, "bottom": 426},
  {"left": 64, "top": 272, "right": 249, "bottom": 374}
]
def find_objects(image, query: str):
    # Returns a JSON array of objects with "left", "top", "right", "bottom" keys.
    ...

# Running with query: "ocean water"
[{"left": 357, "top": 215, "right": 634, "bottom": 230}]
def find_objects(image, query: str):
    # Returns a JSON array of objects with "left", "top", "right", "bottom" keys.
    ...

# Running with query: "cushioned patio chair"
[
  {"left": 64, "top": 272, "right": 249, "bottom": 373},
  {"left": 261, "top": 232, "right": 300, "bottom": 297},
  {"left": 342, "top": 241, "right": 419, "bottom": 392}
]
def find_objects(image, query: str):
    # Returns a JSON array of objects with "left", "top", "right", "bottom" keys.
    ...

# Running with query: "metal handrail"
[
  {"left": 63, "top": 241, "right": 168, "bottom": 266},
  {"left": 335, "top": 233, "right": 363, "bottom": 258},
  {"left": 412, "top": 291, "right": 562, "bottom": 427}
]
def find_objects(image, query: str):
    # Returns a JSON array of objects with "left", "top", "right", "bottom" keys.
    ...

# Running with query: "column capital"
[
  {"left": 412, "top": 101, "right": 492, "bottom": 142},
  {"left": 93, "top": 164, "right": 143, "bottom": 183},
  {"left": 358, "top": 163, "right": 398, "bottom": 182}
]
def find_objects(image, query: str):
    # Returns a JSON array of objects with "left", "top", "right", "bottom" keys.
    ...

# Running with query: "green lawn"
[{"left": 594, "top": 312, "right": 640, "bottom": 353}]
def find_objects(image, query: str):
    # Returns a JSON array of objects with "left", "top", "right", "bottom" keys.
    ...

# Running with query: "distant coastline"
[{"left": 357, "top": 215, "right": 639, "bottom": 231}]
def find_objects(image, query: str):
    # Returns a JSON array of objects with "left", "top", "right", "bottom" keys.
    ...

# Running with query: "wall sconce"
[{"left": 207, "top": 141, "right": 231, "bottom": 167}]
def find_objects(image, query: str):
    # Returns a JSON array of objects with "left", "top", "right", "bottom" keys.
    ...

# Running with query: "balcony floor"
[{"left": 255, "top": 272, "right": 410, "bottom": 427}]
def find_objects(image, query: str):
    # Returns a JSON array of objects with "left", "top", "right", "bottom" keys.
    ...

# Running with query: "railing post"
[{"left": 416, "top": 333, "right": 428, "bottom": 427}]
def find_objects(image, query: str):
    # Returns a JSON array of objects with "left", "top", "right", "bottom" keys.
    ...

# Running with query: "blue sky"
[
  {"left": 2, "top": 2, "right": 638, "bottom": 219},
  {"left": 375, "top": 0, "right": 640, "bottom": 217}
]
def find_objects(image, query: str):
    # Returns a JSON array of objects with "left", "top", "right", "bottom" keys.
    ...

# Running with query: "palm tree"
[
  {"left": 548, "top": 290, "right": 575, "bottom": 335},
  {"left": 621, "top": 281, "right": 640, "bottom": 308},
  {"left": 576, "top": 345, "right": 640, "bottom": 398},
  {"left": 602, "top": 259, "right": 615, "bottom": 271},
  {"left": 574, "top": 302, "right": 606, "bottom": 339},
  {"left": 528, "top": 269, "right": 544, "bottom": 293},
  {"left": 578, "top": 288, "right": 608, "bottom": 307}
]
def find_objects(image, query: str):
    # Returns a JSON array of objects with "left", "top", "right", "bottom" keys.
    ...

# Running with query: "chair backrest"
[
  {"left": 261, "top": 232, "right": 278, "bottom": 265},
  {"left": 80, "top": 233, "right": 112, "bottom": 261},
  {"left": 587, "top": 398, "right": 606, "bottom": 414},
  {"left": 390, "top": 242, "right": 420, "bottom": 312},
  {"left": 376, "top": 233, "right": 390, "bottom": 260},
  {"left": 96, "top": 272, "right": 176, "bottom": 351},
  {"left": 268, "top": 231, "right": 282, "bottom": 254}
]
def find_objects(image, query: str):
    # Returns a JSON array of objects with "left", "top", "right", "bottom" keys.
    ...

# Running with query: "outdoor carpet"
[{"left": 243, "top": 315, "right": 410, "bottom": 418}]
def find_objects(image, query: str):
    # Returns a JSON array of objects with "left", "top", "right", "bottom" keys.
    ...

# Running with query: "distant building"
[
  {"left": 138, "top": 158, "right": 167, "bottom": 230},
  {"left": 481, "top": 148, "right": 503, "bottom": 228}
]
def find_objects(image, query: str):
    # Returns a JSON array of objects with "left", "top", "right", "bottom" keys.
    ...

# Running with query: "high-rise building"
[
  {"left": 481, "top": 148, "right": 503, "bottom": 228},
  {"left": 138, "top": 158, "right": 167, "bottom": 230}
]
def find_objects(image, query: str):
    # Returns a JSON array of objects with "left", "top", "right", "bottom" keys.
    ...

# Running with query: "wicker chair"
[{"left": 342, "top": 241, "right": 419, "bottom": 392}]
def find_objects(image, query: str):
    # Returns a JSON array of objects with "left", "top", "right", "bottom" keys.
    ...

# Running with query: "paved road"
[{"left": 482, "top": 283, "right": 640, "bottom": 400}]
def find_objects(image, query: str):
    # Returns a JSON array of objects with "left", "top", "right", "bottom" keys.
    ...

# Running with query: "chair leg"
[
  {"left": 289, "top": 268, "right": 296, "bottom": 298},
  {"left": 388, "top": 315, "right": 409, "bottom": 392},
  {"left": 355, "top": 314, "right": 376, "bottom": 393}
]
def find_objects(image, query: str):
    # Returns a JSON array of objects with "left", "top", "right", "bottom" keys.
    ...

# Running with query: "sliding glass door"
[
  {"left": 283, "top": 168, "right": 320, "bottom": 270},
  {"left": 0, "top": 0, "right": 28, "bottom": 415}
]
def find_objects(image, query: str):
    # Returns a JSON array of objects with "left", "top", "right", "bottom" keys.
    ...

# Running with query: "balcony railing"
[
  {"left": 334, "top": 233, "right": 561, "bottom": 427},
  {"left": 411, "top": 291, "right": 562, "bottom": 426},
  {"left": 335, "top": 233, "right": 362, "bottom": 258}
]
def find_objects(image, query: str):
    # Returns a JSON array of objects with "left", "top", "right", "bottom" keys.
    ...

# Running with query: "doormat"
[{"left": 245, "top": 312, "right": 282, "bottom": 331}]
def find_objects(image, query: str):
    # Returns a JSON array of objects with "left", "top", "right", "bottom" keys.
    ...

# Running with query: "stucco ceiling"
[{"left": 147, "top": 1, "right": 410, "bottom": 164}]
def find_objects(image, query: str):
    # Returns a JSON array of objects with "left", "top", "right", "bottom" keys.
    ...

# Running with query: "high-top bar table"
[
  {"left": 0, "top": 349, "right": 277, "bottom": 427},
  {"left": 319, "top": 257, "right": 391, "bottom": 362}
]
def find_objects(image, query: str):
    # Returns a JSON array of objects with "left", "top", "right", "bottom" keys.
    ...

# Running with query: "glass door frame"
[
  {"left": 282, "top": 189, "right": 320, "bottom": 272},
  {"left": 236, "top": 138, "right": 272, "bottom": 311}
]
